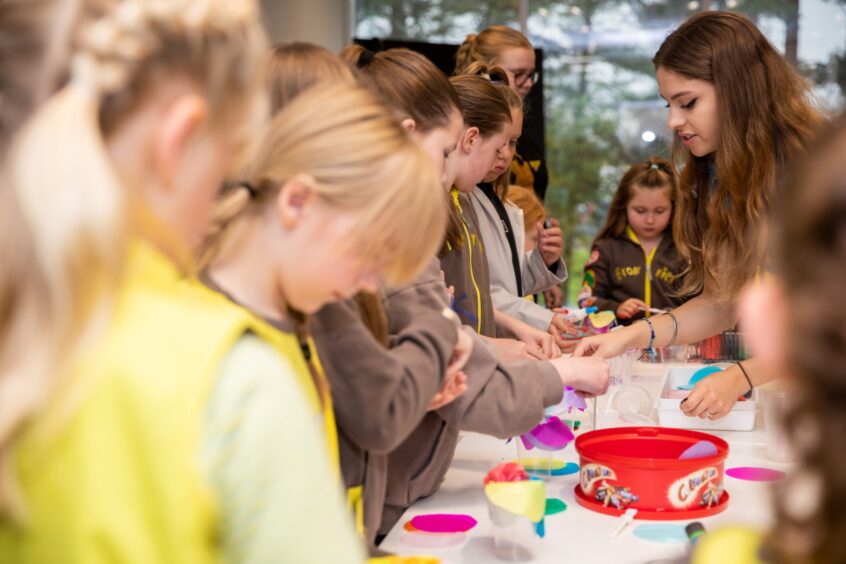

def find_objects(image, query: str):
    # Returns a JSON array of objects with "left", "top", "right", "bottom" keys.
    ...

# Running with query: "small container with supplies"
[
  {"left": 656, "top": 365, "right": 757, "bottom": 431},
  {"left": 574, "top": 427, "right": 730, "bottom": 520}
]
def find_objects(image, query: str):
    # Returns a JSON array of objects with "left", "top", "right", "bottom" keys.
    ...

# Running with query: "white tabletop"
[{"left": 381, "top": 362, "right": 792, "bottom": 563}]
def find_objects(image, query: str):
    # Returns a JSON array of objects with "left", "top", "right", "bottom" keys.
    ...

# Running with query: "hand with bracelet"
[
  {"left": 680, "top": 362, "right": 753, "bottom": 420},
  {"left": 573, "top": 311, "right": 677, "bottom": 358}
]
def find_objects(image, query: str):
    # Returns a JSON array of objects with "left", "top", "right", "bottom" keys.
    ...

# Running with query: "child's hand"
[
  {"left": 548, "top": 314, "right": 579, "bottom": 352},
  {"left": 548, "top": 356, "right": 610, "bottom": 396},
  {"left": 440, "top": 269, "right": 455, "bottom": 305},
  {"left": 427, "top": 371, "right": 468, "bottom": 411},
  {"left": 616, "top": 298, "right": 648, "bottom": 319},
  {"left": 445, "top": 326, "right": 474, "bottom": 378},
  {"left": 549, "top": 314, "right": 578, "bottom": 336},
  {"left": 492, "top": 337, "right": 544, "bottom": 362},
  {"left": 537, "top": 220, "right": 563, "bottom": 267},
  {"left": 512, "top": 321, "right": 562, "bottom": 359},
  {"left": 543, "top": 285, "right": 564, "bottom": 308}
]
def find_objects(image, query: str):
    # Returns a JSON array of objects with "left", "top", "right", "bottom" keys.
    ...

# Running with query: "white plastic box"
[{"left": 655, "top": 365, "right": 757, "bottom": 431}]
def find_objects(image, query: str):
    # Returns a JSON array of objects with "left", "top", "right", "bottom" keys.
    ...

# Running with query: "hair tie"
[
  {"left": 358, "top": 48, "right": 375, "bottom": 68},
  {"left": 488, "top": 71, "right": 507, "bottom": 85},
  {"left": 240, "top": 181, "right": 258, "bottom": 199},
  {"left": 650, "top": 163, "right": 660, "bottom": 170}
]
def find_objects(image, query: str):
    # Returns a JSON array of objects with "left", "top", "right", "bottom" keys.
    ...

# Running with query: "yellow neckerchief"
[
  {"left": 625, "top": 226, "right": 660, "bottom": 316},
  {"left": 451, "top": 189, "right": 483, "bottom": 334}
]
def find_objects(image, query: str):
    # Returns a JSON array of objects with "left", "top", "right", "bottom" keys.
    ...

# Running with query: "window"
[{"left": 354, "top": 0, "right": 846, "bottom": 301}]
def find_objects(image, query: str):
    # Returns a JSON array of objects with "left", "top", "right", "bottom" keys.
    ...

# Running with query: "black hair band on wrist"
[{"left": 737, "top": 361, "right": 753, "bottom": 399}]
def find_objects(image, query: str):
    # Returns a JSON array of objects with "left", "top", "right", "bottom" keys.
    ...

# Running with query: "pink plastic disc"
[
  {"left": 408, "top": 513, "right": 478, "bottom": 534},
  {"left": 725, "top": 467, "right": 785, "bottom": 482}
]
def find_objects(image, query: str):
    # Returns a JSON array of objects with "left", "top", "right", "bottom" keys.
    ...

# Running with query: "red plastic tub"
[{"left": 574, "top": 427, "right": 729, "bottom": 520}]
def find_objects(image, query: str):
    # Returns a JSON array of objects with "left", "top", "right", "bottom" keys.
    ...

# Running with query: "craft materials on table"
[
  {"left": 609, "top": 508, "right": 638, "bottom": 539},
  {"left": 544, "top": 498, "right": 567, "bottom": 516},
  {"left": 657, "top": 366, "right": 757, "bottom": 431},
  {"left": 725, "top": 467, "right": 785, "bottom": 482},
  {"left": 575, "top": 427, "right": 730, "bottom": 519},
  {"left": 632, "top": 523, "right": 689, "bottom": 544},
  {"left": 485, "top": 462, "right": 547, "bottom": 559},
  {"left": 405, "top": 514, "right": 478, "bottom": 534}
]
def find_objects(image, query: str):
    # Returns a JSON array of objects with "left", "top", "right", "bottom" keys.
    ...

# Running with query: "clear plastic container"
[
  {"left": 489, "top": 503, "right": 542, "bottom": 561},
  {"left": 593, "top": 350, "right": 655, "bottom": 428},
  {"left": 655, "top": 366, "right": 757, "bottom": 431}
]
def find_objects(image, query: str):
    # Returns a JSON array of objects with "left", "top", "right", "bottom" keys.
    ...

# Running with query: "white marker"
[{"left": 609, "top": 508, "right": 638, "bottom": 539}]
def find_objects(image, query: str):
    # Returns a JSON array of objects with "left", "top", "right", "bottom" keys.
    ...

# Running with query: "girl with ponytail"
[{"left": 0, "top": 2, "right": 365, "bottom": 562}]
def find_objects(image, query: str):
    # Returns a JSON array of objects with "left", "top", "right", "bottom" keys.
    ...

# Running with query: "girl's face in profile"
[
  {"left": 483, "top": 107, "right": 523, "bottom": 183},
  {"left": 657, "top": 66, "right": 719, "bottom": 158},
  {"left": 453, "top": 126, "right": 510, "bottom": 193},
  {"left": 414, "top": 108, "right": 464, "bottom": 189}
]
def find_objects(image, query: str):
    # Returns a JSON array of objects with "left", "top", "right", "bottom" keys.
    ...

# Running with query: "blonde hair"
[
  {"left": 454, "top": 25, "right": 532, "bottom": 75},
  {"left": 267, "top": 42, "right": 357, "bottom": 114},
  {"left": 204, "top": 82, "right": 446, "bottom": 287},
  {"left": 0, "top": 0, "right": 266, "bottom": 517},
  {"left": 507, "top": 185, "right": 545, "bottom": 231}
]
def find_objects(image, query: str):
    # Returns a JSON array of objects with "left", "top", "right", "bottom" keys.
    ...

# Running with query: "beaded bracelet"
[{"left": 640, "top": 317, "right": 656, "bottom": 361}]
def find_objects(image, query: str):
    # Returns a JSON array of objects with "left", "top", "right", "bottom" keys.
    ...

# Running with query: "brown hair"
[
  {"left": 454, "top": 25, "right": 532, "bottom": 75},
  {"left": 443, "top": 73, "right": 512, "bottom": 249},
  {"left": 342, "top": 45, "right": 460, "bottom": 134},
  {"left": 458, "top": 61, "right": 523, "bottom": 199},
  {"left": 592, "top": 156, "right": 676, "bottom": 245},
  {"left": 267, "top": 42, "right": 356, "bottom": 114},
  {"left": 507, "top": 185, "right": 545, "bottom": 232},
  {"left": 653, "top": 11, "right": 823, "bottom": 304},
  {"left": 764, "top": 112, "right": 846, "bottom": 564}
]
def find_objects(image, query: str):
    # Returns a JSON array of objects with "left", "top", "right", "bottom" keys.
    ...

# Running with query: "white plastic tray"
[{"left": 655, "top": 365, "right": 757, "bottom": 431}]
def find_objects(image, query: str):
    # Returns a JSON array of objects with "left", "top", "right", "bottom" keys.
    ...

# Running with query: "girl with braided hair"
[{"left": 0, "top": 1, "right": 366, "bottom": 562}]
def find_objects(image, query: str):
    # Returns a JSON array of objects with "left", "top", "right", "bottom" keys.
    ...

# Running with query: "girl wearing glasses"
[{"left": 455, "top": 26, "right": 546, "bottom": 202}]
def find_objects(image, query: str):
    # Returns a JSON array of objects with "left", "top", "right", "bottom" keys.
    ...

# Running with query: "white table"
[{"left": 381, "top": 362, "right": 791, "bottom": 563}]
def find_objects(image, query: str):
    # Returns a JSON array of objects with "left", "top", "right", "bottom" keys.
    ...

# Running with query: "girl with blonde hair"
[{"left": 0, "top": 1, "right": 365, "bottom": 561}]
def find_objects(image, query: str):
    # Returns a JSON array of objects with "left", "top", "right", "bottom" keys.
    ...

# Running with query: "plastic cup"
[
  {"left": 762, "top": 388, "right": 797, "bottom": 462},
  {"left": 608, "top": 350, "right": 637, "bottom": 385},
  {"left": 515, "top": 426, "right": 570, "bottom": 481},
  {"left": 489, "top": 502, "right": 542, "bottom": 561}
]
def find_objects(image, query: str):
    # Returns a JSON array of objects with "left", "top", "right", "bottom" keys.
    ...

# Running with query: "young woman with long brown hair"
[{"left": 575, "top": 11, "right": 823, "bottom": 420}]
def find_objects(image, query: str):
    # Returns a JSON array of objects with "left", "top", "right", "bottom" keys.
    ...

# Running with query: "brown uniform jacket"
[
  {"left": 439, "top": 191, "right": 497, "bottom": 337},
  {"left": 309, "top": 279, "right": 457, "bottom": 551},
  {"left": 379, "top": 260, "right": 563, "bottom": 536},
  {"left": 579, "top": 227, "right": 689, "bottom": 324}
]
